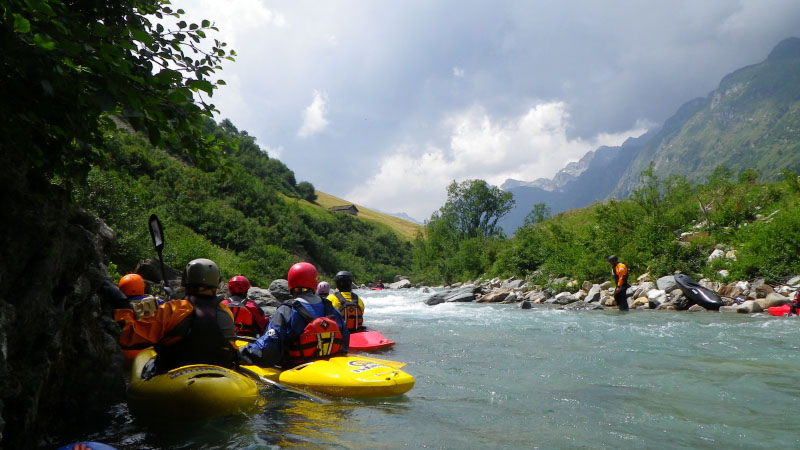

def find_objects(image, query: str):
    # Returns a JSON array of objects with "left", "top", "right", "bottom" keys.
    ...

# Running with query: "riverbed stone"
[
  {"left": 553, "top": 292, "right": 578, "bottom": 305},
  {"left": 718, "top": 285, "right": 742, "bottom": 299},
  {"left": 599, "top": 281, "right": 613, "bottom": 290},
  {"left": 503, "top": 293, "right": 519, "bottom": 303},
  {"left": 687, "top": 304, "right": 708, "bottom": 312},
  {"left": 719, "top": 305, "right": 739, "bottom": 313},
  {"left": 633, "top": 282, "right": 655, "bottom": 298},
  {"left": 501, "top": 279, "right": 526, "bottom": 290},
  {"left": 585, "top": 285, "right": 602, "bottom": 303},
  {"left": 656, "top": 276, "right": 678, "bottom": 293},
  {"left": 647, "top": 289, "right": 667, "bottom": 308},
  {"left": 737, "top": 300, "right": 763, "bottom": 313},
  {"left": 708, "top": 248, "right": 725, "bottom": 261},
  {"left": 787, "top": 276, "right": 800, "bottom": 287},
  {"left": 519, "top": 300, "right": 532, "bottom": 309},
  {"left": 389, "top": 278, "right": 413, "bottom": 289},
  {"left": 763, "top": 293, "right": 790, "bottom": 307},
  {"left": 633, "top": 297, "right": 649, "bottom": 308},
  {"left": 268, "top": 279, "right": 291, "bottom": 301},
  {"left": 751, "top": 279, "right": 775, "bottom": 297},
  {"left": 581, "top": 280, "right": 593, "bottom": 292},
  {"left": 478, "top": 289, "right": 511, "bottom": 303},
  {"left": 560, "top": 301, "right": 604, "bottom": 311},
  {"left": 637, "top": 273, "right": 652, "bottom": 283}
]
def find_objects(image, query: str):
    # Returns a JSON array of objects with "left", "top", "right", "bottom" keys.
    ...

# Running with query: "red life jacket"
[
  {"left": 334, "top": 292, "right": 364, "bottom": 332},
  {"left": 286, "top": 299, "right": 344, "bottom": 365},
  {"left": 222, "top": 297, "right": 267, "bottom": 337}
]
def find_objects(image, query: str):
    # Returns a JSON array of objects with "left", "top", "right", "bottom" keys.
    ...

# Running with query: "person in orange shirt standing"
[{"left": 607, "top": 255, "right": 630, "bottom": 311}]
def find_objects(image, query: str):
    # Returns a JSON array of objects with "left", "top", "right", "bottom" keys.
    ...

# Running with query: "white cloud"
[
  {"left": 297, "top": 90, "right": 330, "bottom": 138},
  {"left": 453, "top": 66, "right": 465, "bottom": 77},
  {"left": 348, "top": 102, "right": 648, "bottom": 221}
]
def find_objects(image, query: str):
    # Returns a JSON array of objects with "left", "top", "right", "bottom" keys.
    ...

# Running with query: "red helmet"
[
  {"left": 119, "top": 274, "right": 145, "bottom": 297},
  {"left": 288, "top": 262, "right": 318, "bottom": 291},
  {"left": 228, "top": 275, "right": 251, "bottom": 295}
]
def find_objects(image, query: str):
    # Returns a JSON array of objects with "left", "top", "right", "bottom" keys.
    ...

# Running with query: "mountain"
[
  {"left": 311, "top": 192, "right": 424, "bottom": 240},
  {"left": 501, "top": 37, "right": 800, "bottom": 234},
  {"left": 385, "top": 211, "right": 425, "bottom": 226},
  {"left": 612, "top": 37, "right": 800, "bottom": 197},
  {"left": 499, "top": 130, "right": 657, "bottom": 234}
]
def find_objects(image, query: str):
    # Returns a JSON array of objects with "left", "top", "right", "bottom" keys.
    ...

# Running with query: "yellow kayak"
[
  {"left": 127, "top": 348, "right": 263, "bottom": 421},
  {"left": 241, "top": 354, "right": 415, "bottom": 398}
]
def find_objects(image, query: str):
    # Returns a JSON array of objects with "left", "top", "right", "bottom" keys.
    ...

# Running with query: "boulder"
[
  {"left": 725, "top": 250, "right": 737, "bottom": 260},
  {"left": 700, "top": 280, "right": 721, "bottom": 292},
  {"left": 717, "top": 269, "right": 730, "bottom": 278},
  {"left": 735, "top": 281, "right": 751, "bottom": 293},
  {"left": 599, "top": 281, "right": 613, "bottom": 290},
  {"left": 501, "top": 279, "right": 526, "bottom": 290},
  {"left": 647, "top": 289, "right": 667, "bottom": 309},
  {"left": 737, "top": 300, "right": 763, "bottom": 314},
  {"left": 637, "top": 273, "right": 652, "bottom": 283},
  {"left": 718, "top": 285, "right": 742, "bottom": 299},
  {"left": 389, "top": 279, "right": 412, "bottom": 289},
  {"left": 633, "top": 282, "right": 655, "bottom": 298},
  {"left": 135, "top": 257, "right": 181, "bottom": 284},
  {"left": 585, "top": 285, "right": 602, "bottom": 303},
  {"left": 581, "top": 280, "right": 593, "bottom": 292},
  {"left": 787, "top": 276, "right": 800, "bottom": 287},
  {"left": 394, "top": 275, "right": 409, "bottom": 282},
  {"left": 478, "top": 289, "right": 511, "bottom": 303},
  {"left": 553, "top": 292, "right": 578, "bottom": 305},
  {"left": 708, "top": 248, "right": 725, "bottom": 262},
  {"left": 599, "top": 295, "right": 613, "bottom": 306},
  {"left": 519, "top": 300, "right": 532, "bottom": 309},
  {"left": 719, "top": 305, "right": 740, "bottom": 313},
  {"left": 656, "top": 276, "right": 678, "bottom": 293},
  {"left": 525, "top": 290, "right": 548, "bottom": 303},
  {"left": 632, "top": 297, "right": 649, "bottom": 308},
  {"left": 764, "top": 293, "right": 790, "bottom": 308},
  {"left": 268, "top": 279, "right": 291, "bottom": 301},
  {"left": 247, "top": 287, "right": 282, "bottom": 308},
  {"left": 687, "top": 304, "right": 708, "bottom": 312},
  {"left": 503, "top": 293, "right": 519, "bottom": 303},
  {"left": 751, "top": 279, "right": 775, "bottom": 298},
  {"left": 425, "top": 286, "right": 479, "bottom": 305}
]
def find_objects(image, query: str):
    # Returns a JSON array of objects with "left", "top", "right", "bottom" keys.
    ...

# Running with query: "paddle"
[
  {"left": 236, "top": 366, "right": 328, "bottom": 403},
  {"left": 147, "top": 214, "right": 173, "bottom": 299}
]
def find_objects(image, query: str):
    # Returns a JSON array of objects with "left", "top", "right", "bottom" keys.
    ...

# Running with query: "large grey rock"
[
  {"left": 525, "top": 290, "right": 548, "bottom": 303},
  {"left": 737, "top": 300, "right": 763, "bottom": 314},
  {"left": 394, "top": 275, "right": 409, "bottom": 282},
  {"left": 687, "top": 304, "right": 708, "bottom": 312},
  {"left": 633, "top": 282, "right": 655, "bottom": 298},
  {"left": 751, "top": 279, "right": 775, "bottom": 298},
  {"left": 581, "top": 280, "right": 593, "bottom": 292},
  {"left": 708, "top": 249, "right": 725, "bottom": 262},
  {"left": 719, "top": 305, "right": 740, "bottom": 313},
  {"left": 656, "top": 276, "right": 678, "bottom": 293},
  {"left": 425, "top": 286, "right": 479, "bottom": 305},
  {"left": 389, "top": 279, "right": 412, "bottom": 289},
  {"left": 553, "top": 292, "right": 578, "bottom": 305},
  {"left": 268, "top": 279, "right": 291, "bottom": 301},
  {"left": 599, "top": 281, "right": 613, "bottom": 290},
  {"left": 519, "top": 300, "right": 532, "bottom": 309},
  {"left": 647, "top": 289, "right": 667, "bottom": 308},
  {"left": 585, "top": 285, "right": 602, "bottom": 303},
  {"left": 248, "top": 287, "right": 282, "bottom": 307},
  {"left": 478, "top": 289, "right": 511, "bottom": 303},
  {"left": 501, "top": 279, "right": 526, "bottom": 290},
  {"left": 787, "top": 276, "right": 800, "bottom": 287},
  {"left": 503, "top": 293, "right": 519, "bottom": 303},
  {"left": 763, "top": 293, "right": 790, "bottom": 308}
]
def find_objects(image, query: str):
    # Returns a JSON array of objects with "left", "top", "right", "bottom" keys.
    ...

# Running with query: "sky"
[{"left": 174, "top": 0, "right": 800, "bottom": 223}]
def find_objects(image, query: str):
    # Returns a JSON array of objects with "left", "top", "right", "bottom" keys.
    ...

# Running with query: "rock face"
[
  {"left": 0, "top": 167, "right": 126, "bottom": 448},
  {"left": 268, "top": 279, "right": 292, "bottom": 301}
]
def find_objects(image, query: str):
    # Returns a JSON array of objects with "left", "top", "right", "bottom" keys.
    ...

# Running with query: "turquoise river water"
[{"left": 70, "top": 288, "right": 800, "bottom": 449}]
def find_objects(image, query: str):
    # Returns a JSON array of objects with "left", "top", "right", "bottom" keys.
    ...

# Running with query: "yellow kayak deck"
[{"left": 128, "top": 348, "right": 263, "bottom": 420}]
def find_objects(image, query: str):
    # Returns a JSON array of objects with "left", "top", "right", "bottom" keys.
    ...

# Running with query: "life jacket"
[
  {"left": 334, "top": 292, "right": 364, "bottom": 332},
  {"left": 154, "top": 298, "right": 238, "bottom": 372},
  {"left": 222, "top": 297, "right": 264, "bottom": 337},
  {"left": 612, "top": 263, "right": 630, "bottom": 287},
  {"left": 285, "top": 299, "right": 344, "bottom": 365},
  {"left": 130, "top": 295, "right": 159, "bottom": 319}
]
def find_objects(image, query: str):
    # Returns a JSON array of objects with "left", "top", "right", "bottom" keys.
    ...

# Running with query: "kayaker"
[
  {"left": 375, "top": 279, "right": 385, "bottom": 288},
  {"left": 316, "top": 281, "right": 330, "bottom": 296},
  {"left": 328, "top": 270, "right": 365, "bottom": 332},
  {"left": 607, "top": 255, "right": 630, "bottom": 311},
  {"left": 221, "top": 275, "right": 269, "bottom": 337},
  {"left": 118, "top": 273, "right": 162, "bottom": 319},
  {"left": 114, "top": 258, "right": 239, "bottom": 373},
  {"left": 239, "top": 262, "right": 349, "bottom": 368}
]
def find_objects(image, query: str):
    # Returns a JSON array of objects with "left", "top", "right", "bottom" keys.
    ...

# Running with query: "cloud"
[
  {"left": 453, "top": 66, "right": 465, "bottom": 78},
  {"left": 347, "top": 101, "right": 648, "bottom": 221},
  {"left": 297, "top": 90, "right": 330, "bottom": 138}
]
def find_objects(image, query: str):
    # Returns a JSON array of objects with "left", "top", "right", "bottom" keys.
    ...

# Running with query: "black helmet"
[
  {"left": 334, "top": 271, "right": 354, "bottom": 291},
  {"left": 334, "top": 271, "right": 354, "bottom": 282}
]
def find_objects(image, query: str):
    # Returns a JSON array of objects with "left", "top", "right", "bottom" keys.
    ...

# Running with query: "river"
[{"left": 73, "top": 288, "right": 800, "bottom": 449}]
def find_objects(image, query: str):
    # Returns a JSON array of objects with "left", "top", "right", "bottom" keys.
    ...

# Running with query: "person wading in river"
[{"left": 608, "top": 255, "right": 630, "bottom": 311}]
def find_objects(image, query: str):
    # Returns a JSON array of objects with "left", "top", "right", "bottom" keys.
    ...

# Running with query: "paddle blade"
[{"left": 148, "top": 214, "right": 164, "bottom": 253}]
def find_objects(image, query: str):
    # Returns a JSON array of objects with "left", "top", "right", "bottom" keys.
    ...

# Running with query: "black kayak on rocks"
[{"left": 674, "top": 274, "right": 725, "bottom": 310}]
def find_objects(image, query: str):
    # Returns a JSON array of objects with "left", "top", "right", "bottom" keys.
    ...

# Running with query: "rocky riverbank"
[{"left": 422, "top": 274, "right": 800, "bottom": 314}]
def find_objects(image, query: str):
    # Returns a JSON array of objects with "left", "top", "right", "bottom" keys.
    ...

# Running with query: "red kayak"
[
  {"left": 350, "top": 330, "right": 395, "bottom": 351},
  {"left": 768, "top": 304, "right": 794, "bottom": 316}
]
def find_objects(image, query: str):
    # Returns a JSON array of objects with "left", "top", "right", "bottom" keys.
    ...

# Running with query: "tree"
[
  {"left": 296, "top": 181, "right": 317, "bottom": 202},
  {"left": 522, "top": 203, "right": 551, "bottom": 228},
  {"left": 1, "top": 0, "right": 236, "bottom": 180},
  {"left": 440, "top": 179, "right": 514, "bottom": 239}
]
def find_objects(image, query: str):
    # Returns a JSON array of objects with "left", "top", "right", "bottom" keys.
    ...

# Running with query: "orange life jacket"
[
  {"left": 286, "top": 299, "right": 344, "bottom": 365},
  {"left": 222, "top": 297, "right": 266, "bottom": 337},
  {"left": 334, "top": 292, "right": 364, "bottom": 332}
]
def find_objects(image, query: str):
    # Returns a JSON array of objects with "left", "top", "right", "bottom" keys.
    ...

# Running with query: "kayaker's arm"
[{"left": 116, "top": 300, "right": 194, "bottom": 349}]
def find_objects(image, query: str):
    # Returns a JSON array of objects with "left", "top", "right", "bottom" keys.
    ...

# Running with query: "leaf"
[
  {"left": 33, "top": 33, "right": 56, "bottom": 50},
  {"left": 13, "top": 14, "right": 31, "bottom": 33},
  {"left": 202, "top": 19, "right": 211, "bottom": 28},
  {"left": 131, "top": 28, "right": 153, "bottom": 44}
]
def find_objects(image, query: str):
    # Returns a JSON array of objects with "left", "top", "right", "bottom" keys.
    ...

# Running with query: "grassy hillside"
[{"left": 311, "top": 191, "right": 424, "bottom": 241}]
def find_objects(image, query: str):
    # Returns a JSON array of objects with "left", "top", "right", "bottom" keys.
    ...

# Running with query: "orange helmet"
[
  {"left": 119, "top": 274, "right": 145, "bottom": 297},
  {"left": 288, "top": 262, "right": 318, "bottom": 291},
  {"left": 228, "top": 275, "right": 251, "bottom": 295}
]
